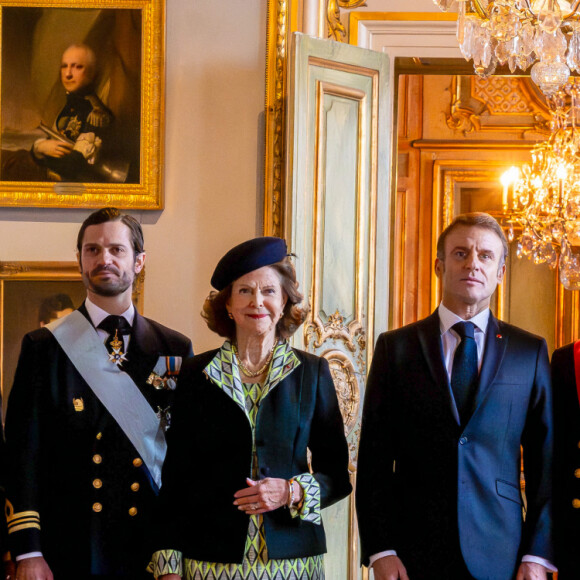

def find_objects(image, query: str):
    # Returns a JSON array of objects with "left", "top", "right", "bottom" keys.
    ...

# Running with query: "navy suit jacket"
[
  {"left": 550, "top": 344, "right": 580, "bottom": 578},
  {"left": 356, "top": 310, "right": 553, "bottom": 580},
  {"left": 4, "top": 305, "right": 193, "bottom": 578}
]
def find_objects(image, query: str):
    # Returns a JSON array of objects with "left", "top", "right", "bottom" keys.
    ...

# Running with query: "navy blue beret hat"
[{"left": 211, "top": 237, "right": 288, "bottom": 291}]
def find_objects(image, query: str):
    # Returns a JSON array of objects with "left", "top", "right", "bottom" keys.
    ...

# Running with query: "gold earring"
[{"left": 228, "top": 312, "right": 234, "bottom": 319}]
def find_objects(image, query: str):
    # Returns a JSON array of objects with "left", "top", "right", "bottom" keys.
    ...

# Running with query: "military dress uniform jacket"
[
  {"left": 356, "top": 310, "right": 553, "bottom": 580},
  {"left": 35, "top": 91, "right": 115, "bottom": 182},
  {"left": 155, "top": 346, "right": 352, "bottom": 564},
  {"left": 550, "top": 343, "right": 580, "bottom": 579},
  {"left": 4, "top": 305, "right": 193, "bottom": 579}
]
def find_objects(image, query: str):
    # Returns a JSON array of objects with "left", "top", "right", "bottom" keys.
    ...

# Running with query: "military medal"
[
  {"left": 146, "top": 356, "right": 181, "bottom": 389},
  {"left": 146, "top": 372, "right": 166, "bottom": 389},
  {"left": 107, "top": 329, "right": 127, "bottom": 365}
]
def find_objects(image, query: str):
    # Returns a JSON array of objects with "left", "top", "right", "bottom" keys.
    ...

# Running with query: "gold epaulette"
[{"left": 5, "top": 499, "right": 41, "bottom": 534}]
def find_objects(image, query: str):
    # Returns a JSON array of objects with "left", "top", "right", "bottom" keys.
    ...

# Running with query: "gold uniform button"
[
  {"left": 96, "top": 432, "right": 103, "bottom": 440},
  {"left": 573, "top": 499, "right": 580, "bottom": 509},
  {"left": 132, "top": 458, "right": 143, "bottom": 467},
  {"left": 93, "top": 479, "right": 103, "bottom": 489},
  {"left": 129, "top": 507, "right": 138, "bottom": 516},
  {"left": 93, "top": 454, "right": 102, "bottom": 464},
  {"left": 130, "top": 483, "right": 140, "bottom": 492},
  {"left": 575, "top": 469, "right": 580, "bottom": 479},
  {"left": 93, "top": 502, "right": 103, "bottom": 513}
]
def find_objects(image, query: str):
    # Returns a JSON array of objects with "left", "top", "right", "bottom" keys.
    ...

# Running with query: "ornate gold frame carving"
[
  {"left": 321, "top": 348, "right": 360, "bottom": 435},
  {"left": 447, "top": 76, "right": 551, "bottom": 137},
  {"left": 264, "top": 0, "right": 291, "bottom": 236},
  {"left": 327, "top": 0, "right": 366, "bottom": 41},
  {"left": 0, "top": 0, "right": 165, "bottom": 209},
  {"left": 305, "top": 309, "right": 364, "bottom": 352}
]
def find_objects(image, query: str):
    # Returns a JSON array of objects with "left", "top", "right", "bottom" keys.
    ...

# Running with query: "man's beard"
[{"left": 83, "top": 265, "right": 134, "bottom": 297}]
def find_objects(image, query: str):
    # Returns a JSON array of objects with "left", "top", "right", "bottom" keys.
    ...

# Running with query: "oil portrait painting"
[{"left": 0, "top": 0, "right": 165, "bottom": 209}]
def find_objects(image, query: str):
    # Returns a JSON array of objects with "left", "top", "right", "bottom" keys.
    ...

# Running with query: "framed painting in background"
[
  {"left": 0, "top": 261, "right": 144, "bottom": 419},
  {"left": 0, "top": 0, "right": 165, "bottom": 209}
]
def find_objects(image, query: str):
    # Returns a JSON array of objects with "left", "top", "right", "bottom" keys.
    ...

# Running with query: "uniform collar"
[{"left": 85, "top": 297, "right": 135, "bottom": 328}]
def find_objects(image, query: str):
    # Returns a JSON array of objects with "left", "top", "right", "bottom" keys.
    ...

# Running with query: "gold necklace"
[{"left": 233, "top": 340, "right": 277, "bottom": 378}]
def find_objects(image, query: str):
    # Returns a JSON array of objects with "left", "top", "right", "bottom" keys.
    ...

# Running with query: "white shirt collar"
[
  {"left": 438, "top": 302, "right": 490, "bottom": 336},
  {"left": 85, "top": 297, "right": 135, "bottom": 329}
]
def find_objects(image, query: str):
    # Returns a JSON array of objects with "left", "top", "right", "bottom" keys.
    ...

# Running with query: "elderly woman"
[{"left": 151, "top": 237, "right": 351, "bottom": 580}]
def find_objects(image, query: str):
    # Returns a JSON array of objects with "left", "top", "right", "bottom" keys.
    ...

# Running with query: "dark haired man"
[
  {"left": 5, "top": 207, "right": 193, "bottom": 579},
  {"left": 357, "top": 213, "right": 554, "bottom": 579}
]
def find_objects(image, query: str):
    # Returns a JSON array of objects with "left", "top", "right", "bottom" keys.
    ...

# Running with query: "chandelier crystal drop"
[
  {"left": 434, "top": 0, "right": 580, "bottom": 97},
  {"left": 502, "top": 78, "right": 580, "bottom": 290}
]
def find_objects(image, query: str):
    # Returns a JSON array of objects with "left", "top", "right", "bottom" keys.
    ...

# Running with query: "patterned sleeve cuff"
[
  {"left": 291, "top": 473, "right": 321, "bottom": 524},
  {"left": 149, "top": 549, "right": 183, "bottom": 577}
]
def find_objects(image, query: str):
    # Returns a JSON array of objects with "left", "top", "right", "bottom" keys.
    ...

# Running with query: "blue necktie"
[{"left": 451, "top": 321, "right": 478, "bottom": 424}]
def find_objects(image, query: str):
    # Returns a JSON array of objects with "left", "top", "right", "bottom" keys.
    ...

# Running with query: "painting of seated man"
[{"left": 1, "top": 7, "right": 141, "bottom": 184}]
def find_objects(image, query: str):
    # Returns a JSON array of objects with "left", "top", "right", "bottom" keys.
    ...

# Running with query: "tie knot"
[
  {"left": 452, "top": 321, "right": 475, "bottom": 340},
  {"left": 98, "top": 315, "right": 131, "bottom": 335}
]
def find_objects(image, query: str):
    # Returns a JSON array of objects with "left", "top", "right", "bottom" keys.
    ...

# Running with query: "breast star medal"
[{"left": 108, "top": 330, "right": 127, "bottom": 365}]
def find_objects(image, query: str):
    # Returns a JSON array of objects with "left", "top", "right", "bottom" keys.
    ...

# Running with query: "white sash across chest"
[{"left": 46, "top": 310, "right": 166, "bottom": 488}]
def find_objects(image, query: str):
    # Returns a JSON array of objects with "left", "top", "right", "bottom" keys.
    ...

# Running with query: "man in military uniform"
[
  {"left": 5, "top": 208, "right": 193, "bottom": 579},
  {"left": 31, "top": 43, "right": 116, "bottom": 183},
  {"left": 551, "top": 343, "right": 580, "bottom": 578}
]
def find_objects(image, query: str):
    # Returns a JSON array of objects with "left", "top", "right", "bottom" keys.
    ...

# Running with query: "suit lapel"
[
  {"left": 474, "top": 312, "right": 508, "bottom": 410},
  {"left": 417, "top": 310, "right": 448, "bottom": 387},
  {"left": 417, "top": 310, "right": 455, "bottom": 406}
]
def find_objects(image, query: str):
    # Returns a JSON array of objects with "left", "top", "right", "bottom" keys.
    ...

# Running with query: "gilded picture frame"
[
  {"left": 0, "top": 261, "right": 144, "bottom": 413},
  {"left": 0, "top": 0, "right": 165, "bottom": 209}
]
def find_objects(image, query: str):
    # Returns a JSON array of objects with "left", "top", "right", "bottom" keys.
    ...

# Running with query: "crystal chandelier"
[
  {"left": 501, "top": 78, "right": 580, "bottom": 290},
  {"left": 434, "top": 1, "right": 580, "bottom": 97}
]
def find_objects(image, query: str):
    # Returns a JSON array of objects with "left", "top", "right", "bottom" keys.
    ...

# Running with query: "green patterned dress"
[{"left": 151, "top": 341, "right": 325, "bottom": 580}]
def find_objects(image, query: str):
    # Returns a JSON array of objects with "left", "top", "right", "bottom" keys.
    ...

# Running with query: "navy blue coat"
[
  {"left": 155, "top": 347, "right": 352, "bottom": 563},
  {"left": 356, "top": 310, "right": 553, "bottom": 580},
  {"left": 4, "top": 306, "right": 193, "bottom": 579}
]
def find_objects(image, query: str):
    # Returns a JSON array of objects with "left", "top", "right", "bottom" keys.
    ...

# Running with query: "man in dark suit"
[
  {"left": 550, "top": 344, "right": 580, "bottom": 578},
  {"left": 5, "top": 208, "right": 193, "bottom": 579},
  {"left": 356, "top": 213, "right": 554, "bottom": 580}
]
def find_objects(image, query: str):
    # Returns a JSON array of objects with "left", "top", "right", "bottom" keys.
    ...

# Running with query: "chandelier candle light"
[
  {"left": 434, "top": 0, "right": 580, "bottom": 97},
  {"left": 501, "top": 78, "right": 580, "bottom": 290}
]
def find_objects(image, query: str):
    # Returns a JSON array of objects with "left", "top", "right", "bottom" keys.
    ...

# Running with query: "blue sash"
[{"left": 46, "top": 310, "right": 166, "bottom": 488}]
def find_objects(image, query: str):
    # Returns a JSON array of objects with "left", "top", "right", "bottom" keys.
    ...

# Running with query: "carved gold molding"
[
  {"left": 327, "top": 0, "right": 366, "bottom": 41},
  {"left": 447, "top": 76, "right": 551, "bottom": 137},
  {"left": 305, "top": 309, "right": 364, "bottom": 351},
  {"left": 264, "top": 0, "right": 290, "bottom": 237},
  {"left": 322, "top": 349, "right": 360, "bottom": 434}
]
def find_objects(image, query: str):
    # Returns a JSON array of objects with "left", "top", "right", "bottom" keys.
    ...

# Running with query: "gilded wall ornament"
[
  {"left": 322, "top": 350, "right": 359, "bottom": 434},
  {"left": 304, "top": 309, "right": 364, "bottom": 352},
  {"left": 0, "top": 262, "right": 28, "bottom": 276},
  {"left": 327, "top": 0, "right": 367, "bottom": 42}
]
